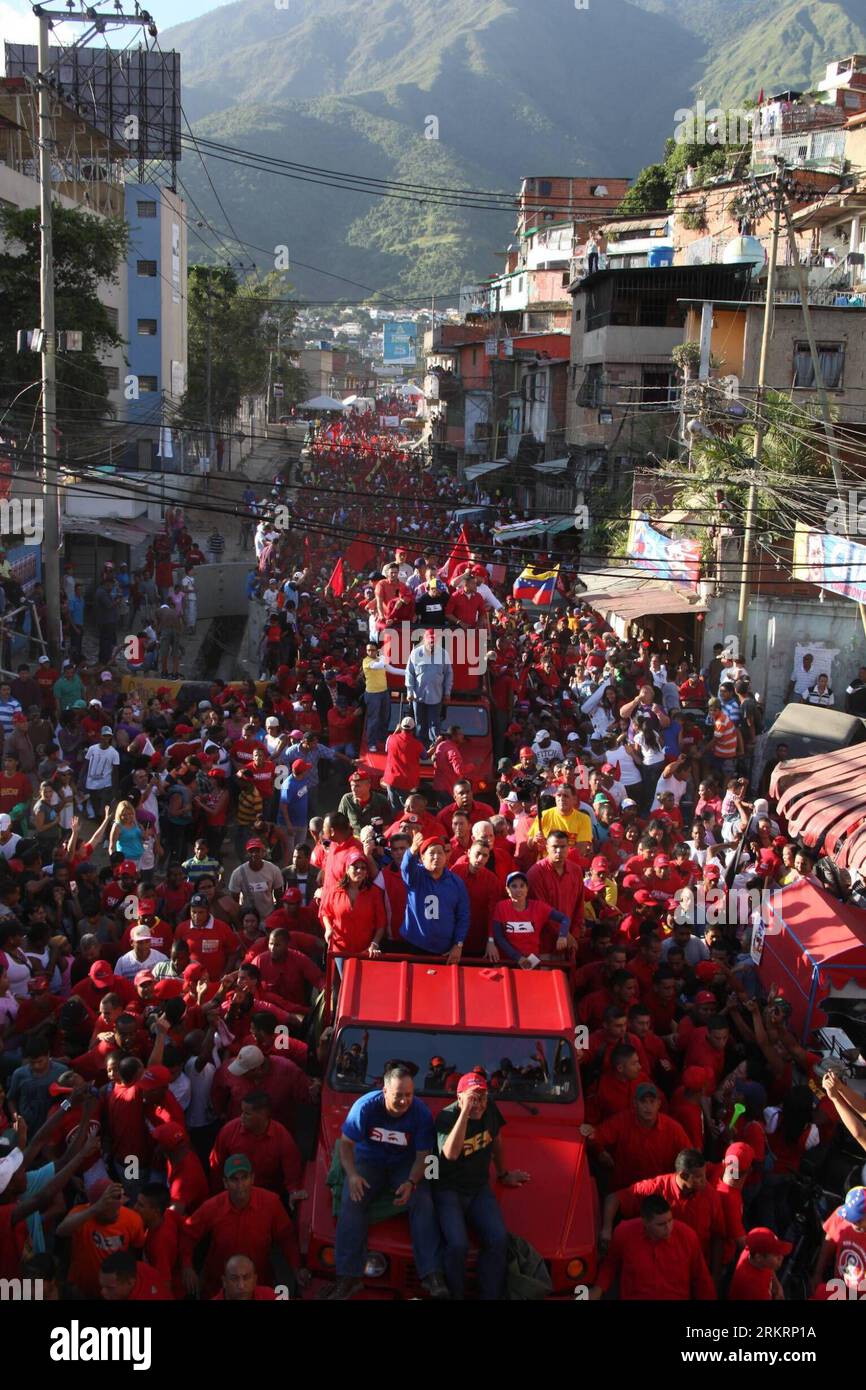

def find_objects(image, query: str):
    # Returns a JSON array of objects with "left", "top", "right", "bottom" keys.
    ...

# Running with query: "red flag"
[
  {"left": 757, "top": 88, "right": 764, "bottom": 105},
  {"left": 326, "top": 557, "right": 345, "bottom": 597},
  {"left": 303, "top": 535, "right": 311, "bottom": 569},
  {"left": 440, "top": 525, "right": 472, "bottom": 583},
  {"left": 346, "top": 538, "right": 376, "bottom": 573}
]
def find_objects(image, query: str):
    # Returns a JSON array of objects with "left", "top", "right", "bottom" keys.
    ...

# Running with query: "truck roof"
[{"left": 336, "top": 959, "right": 574, "bottom": 1035}]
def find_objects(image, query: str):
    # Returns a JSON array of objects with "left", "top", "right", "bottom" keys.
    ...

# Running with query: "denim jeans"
[
  {"left": 433, "top": 1183, "right": 507, "bottom": 1299},
  {"left": 335, "top": 1159, "right": 441, "bottom": 1279},
  {"left": 413, "top": 701, "right": 441, "bottom": 745},
  {"left": 364, "top": 690, "right": 390, "bottom": 749}
]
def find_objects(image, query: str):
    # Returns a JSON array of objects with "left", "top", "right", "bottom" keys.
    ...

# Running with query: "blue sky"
[{"left": 0, "top": 0, "right": 226, "bottom": 55}]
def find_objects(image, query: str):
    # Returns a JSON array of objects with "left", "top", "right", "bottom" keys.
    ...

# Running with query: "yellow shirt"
[
  {"left": 537, "top": 806, "right": 593, "bottom": 844},
  {"left": 362, "top": 656, "right": 388, "bottom": 695}
]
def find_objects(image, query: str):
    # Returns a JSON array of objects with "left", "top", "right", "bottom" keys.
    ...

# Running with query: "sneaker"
[
  {"left": 421, "top": 1272, "right": 450, "bottom": 1300},
  {"left": 325, "top": 1276, "right": 364, "bottom": 1301}
]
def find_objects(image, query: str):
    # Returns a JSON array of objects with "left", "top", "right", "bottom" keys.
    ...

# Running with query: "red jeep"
[
  {"left": 299, "top": 958, "right": 598, "bottom": 1297},
  {"left": 357, "top": 689, "right": 495, "bottom": 798}
]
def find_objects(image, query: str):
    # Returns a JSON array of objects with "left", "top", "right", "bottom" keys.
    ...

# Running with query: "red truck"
[
  {"left": 357, "top": 688, "right": 495, "bottom": 798},
  {"left": 299, "top": 958, "right": 598, "bottom": 1297}
]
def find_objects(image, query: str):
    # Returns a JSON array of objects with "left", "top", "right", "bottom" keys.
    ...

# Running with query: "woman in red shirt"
[{"left": 319, "top": 852, "right": 386, "bottom": 969}]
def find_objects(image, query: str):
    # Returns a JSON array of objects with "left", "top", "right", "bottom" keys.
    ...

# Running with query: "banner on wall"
[{"left": 627, "top": 513, "right": 701, "bottom": 588}]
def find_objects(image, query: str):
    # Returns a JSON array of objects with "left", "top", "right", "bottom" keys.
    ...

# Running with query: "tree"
[
  {"left": 181, "top": 267, "right": 306, "bottom": 431},
  {"left": 616, "top": 164, "right": 672, "bottom": 215},
  {"left": 0, "top": 205, "right": 127, "bottom": 442}
]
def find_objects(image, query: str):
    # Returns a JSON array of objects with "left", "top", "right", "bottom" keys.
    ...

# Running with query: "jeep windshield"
[
  {"left": 330, "top": 1026, "right": 578, "bottom": 1103},
  {"left": 386, "top": 702, "right": 489, "bottom": 738}
]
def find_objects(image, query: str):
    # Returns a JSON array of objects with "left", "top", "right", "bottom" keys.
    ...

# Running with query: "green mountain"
[{"left": 162, "top": 0, "right": 866, "bottom": 299}]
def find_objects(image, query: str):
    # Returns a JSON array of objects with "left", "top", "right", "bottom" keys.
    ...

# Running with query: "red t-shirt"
[
  {"left": 727, "top": 1249, "right": 774, "bottom": 1300},
  {"left": 596, "top": 1217, "right": 716, "bottom": 1300},
  {"left": 176, "top": 916, "right": 240, "bottom": 981},
  {"left": 492, "top": 898, "right": 563, "bottom": 960},
  {"left": 822, "top": 1208, "right": 866, "bottom": 1289}
]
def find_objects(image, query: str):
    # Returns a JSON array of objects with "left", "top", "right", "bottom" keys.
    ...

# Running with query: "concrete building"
[{"left": 123, "top": 182, "right": 188, "bottom": 455}]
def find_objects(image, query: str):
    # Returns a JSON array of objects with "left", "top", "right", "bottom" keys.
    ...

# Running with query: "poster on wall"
[
  {"left": 627, "top": 513, "right": 702, "bottom": 588},
  {"left": 793, "top": 523, "right": 866, "bottom": 605}
]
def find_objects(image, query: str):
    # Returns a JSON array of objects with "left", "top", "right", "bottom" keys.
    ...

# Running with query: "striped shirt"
[
  {"left": 207, "top": 532, "right": 225, "bottom": 559},
  {"left": 712, "top": 712, "right": 738, "bottom": 759},
  {"left": 0, "top": 697, "right": 22, "bottom": 737}
]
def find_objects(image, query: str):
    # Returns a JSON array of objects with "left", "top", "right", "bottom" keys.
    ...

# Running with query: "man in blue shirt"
[
  {"left": 329, "top": 1061, "right": 448, "bottom": 1301},
  {"left": 395, "top": 831, "right": 469, "bottom": 962}
]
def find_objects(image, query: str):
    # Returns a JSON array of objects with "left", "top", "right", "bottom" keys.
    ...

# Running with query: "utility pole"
[
  {"left": 205, "top": 268, "right": 214, "bottom": 467},
  {"left": 32, "top": 4, "right": 155, "bottom": 657},
  {"left": 737, "top": 176, "right": 783, "bottom": 656},
  {"left": 37, "top": 11, "right": 60, "bottom": 657}
]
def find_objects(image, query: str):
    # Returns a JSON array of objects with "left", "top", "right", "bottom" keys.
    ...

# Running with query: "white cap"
[
  {"left": 566, "top": 732, "right": 580, "bottom": 742},
  {"left": 535, "top": 729, "right": 550, "bottom": 741},
  {"left": 400, "top": 716, "right": 416, "bottom": 730},
  {"left": 621, "top": 798, "right": 638, "bottom": 809},
  {"left": 0, "top": 814, "right": 11, "bottom": 831},
  {"left": 130, "top": 925, "right": 152, "bottom": 942},
  {"left": 228, "top": 1044, "right": 265, "bottom": 1077},
  {"left": 506, "top": 791, "right": 520, "bottom": 804},
  {"left": 266, "top": 717, "right": 280, "bottom": 727},
  {"left": 37, "top": 655, "right": 50, "bottom": 665},
  {"left": 89, "top": 699, "right": 102, "bottom": 707},
  {"left": 100, "top": 671, "right": 112, "bottom": 681},
  {"left": 100, "top": 725, "right": 113, "bottom": 736}
]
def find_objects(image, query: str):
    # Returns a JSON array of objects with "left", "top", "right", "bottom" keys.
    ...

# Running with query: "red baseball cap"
[
  {"left": 608, "top": 823, "right": 624, "bottom": 839},
  {"left": 139, "top": 1065, "right": 172, "bottom": 1091},
  {"left": 456, "top": 1072, "right": 488, "bottom": 1094},
  {"left": 519, "top": 746, "right": 534, "bottom": 758},
  {"left": 724, "top": 1141, "right": 755, "bottom": 1174},
  {"left": 282, "top": 886, "right": 302, "bottom": 905},
  {"left": 291, "top": 759, "right": 312, "bottom": 776},
  {"left": 653, "top": 853, "right": 670, "bottom": 868},
  {"left": 590, "top": 855, "right": 608, "bottom": 872},
  {"left": 419, "top": 835, "right": 446, "bottom": 854},
  {"left": 633, "top": 889, "right": 655, "bottom": 907},
  {"left": 89, "top": 960, "right": 114, "bottom": 986},
  {"left": 695, "top": 990, "right": 717, "bottom": 1005},
  {"left": 745, "top": 1227, "right": 792, "bottom": 1257},
  {"left": 245, "top": 838, "right": 265, "bottom": 851},
  {"left": 133, "top": 970, "right": 155, "bottom": 987},
  {"left": 150, "top": 1121, "right": 186, "bottom": 1151},
  {"left": 349, "top": 769, "right": 369, "bottom": 782},
  {"left": 703, "top": 863, "right": 722, "bottom": 881},
  {"left": 115, "top": 860, "right": 138, "bottom": 878},
  {"left": 695, "top": 961, "right": 720, "bottom": 982}
]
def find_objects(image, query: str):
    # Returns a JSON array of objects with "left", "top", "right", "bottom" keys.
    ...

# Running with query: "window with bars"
[
  {"left": 793, "top": 341, "right": 843, "bottom": 389},
  {"left": 137, "top": 260, "right": 157, "bottom": 277},
  {"left": 137, "top": 200, "right": 157, "bottom": 218},
  {"left": 138, "top": 375, "right": 159, "bottom": 393},
  {"left": 137, "top": 318, "right": 158, "bottom": 335}
]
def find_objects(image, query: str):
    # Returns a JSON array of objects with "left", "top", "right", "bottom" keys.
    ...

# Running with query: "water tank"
[
  {"left": 722, "top": 235, "right": 766, "bottom": 270},
  {"left": 648, "top": 246, "right": 674, "bottom": 268}
]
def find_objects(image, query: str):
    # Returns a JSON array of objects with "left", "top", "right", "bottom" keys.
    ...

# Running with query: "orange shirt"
[{"left": 67, "top": 1205, "right": 146, "bottom": 1297}]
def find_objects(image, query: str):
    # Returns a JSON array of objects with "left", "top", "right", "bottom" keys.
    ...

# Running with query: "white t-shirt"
[
  {"left": 84, "top": 743, "right": 120, "bottom": 790},
  {"left": 532, "top": 739, "right": 564, "bottom": 767},
  {"left": 0, "top": 832, "right": 21, "bottom": 860},
  {"left": 184, "top": 1052, "right": 218, "bottom": 1127},
  {"left": 652, "top": 772, "right": 688, "bottom": 808},
  {"left": 114, "top": 946, "right": 168, "bottom": 981},
  {"left": 605, "top": 745, "right": 642, "bottom": 787}
]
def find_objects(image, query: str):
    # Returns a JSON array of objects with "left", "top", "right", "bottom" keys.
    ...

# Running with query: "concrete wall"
[
  {"left": 191, "top": 562, "right": 254, "bottom": 620},
  {"left": 703, "top": 589, "right": 866, "bottom": 718}
]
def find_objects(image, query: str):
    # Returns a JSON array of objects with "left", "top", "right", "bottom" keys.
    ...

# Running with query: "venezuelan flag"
[{"left": 513, "top": 565, "right": 559, "bottom": 605}]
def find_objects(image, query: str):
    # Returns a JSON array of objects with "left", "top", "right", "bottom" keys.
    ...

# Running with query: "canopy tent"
[
  {"left": 770, "top": 741, "right": 866, "bottom": 870},
  {"left": 301, "top": 394, "right": 345, "bottom": 411},
  {"left": 492, "top": 515, "right": 581, "bottom": 543},
  {"left": 755, "top": 879, "right": 866, "bottom": 1041},
  {"left": 399, "top": 383, "right": 424, "bottom": 398},
  {"left": 531, "top": 458, "right": 569, "bottom": 474},
  {"left": 342, "top": 395, "right": 375, "bottom": 410}
]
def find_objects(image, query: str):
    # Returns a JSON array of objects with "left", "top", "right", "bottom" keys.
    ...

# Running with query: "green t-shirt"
[{"left": 435, "top": 1100, "right": 505, "bottom": 1195}]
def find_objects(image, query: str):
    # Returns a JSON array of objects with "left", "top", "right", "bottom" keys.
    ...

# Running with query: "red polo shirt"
[
  {"left": 181, "top": 1187, "right": 298, "bottom": 1297},
  {"left": 727, "top": 1249, "right": 774, "bottom": 1300},
  {"left": 592, "top": 1111, "right": 691, "bottom": 1189},
  {"left": 595, "top": 1217, "right": 716, "bottom": 1300},
  {"left": 616, "top": 1171, "right": 726, "bottom": 1259},
  {"left": 209, "top": 1116, "right": 302, "bottom": 1194}
]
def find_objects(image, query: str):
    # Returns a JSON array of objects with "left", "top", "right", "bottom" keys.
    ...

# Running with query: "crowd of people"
[{"left": 0, "top": 414, "right": 864, "bottom": 1306}]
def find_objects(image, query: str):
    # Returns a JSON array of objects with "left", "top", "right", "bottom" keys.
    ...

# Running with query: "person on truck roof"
[
  {"left": 405, "top": 629, "right": 453, "bottom": 746},
  {"left": 391, "top": 831, "right": 469, "bottom": 963},
  {"left": 328, "top": 1061, "right": 449, "bottom": 1302}
]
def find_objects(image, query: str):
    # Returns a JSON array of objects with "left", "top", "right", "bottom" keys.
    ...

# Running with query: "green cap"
[{"left": 224, "top": 1153, "right": 253, "bottom": 1179}]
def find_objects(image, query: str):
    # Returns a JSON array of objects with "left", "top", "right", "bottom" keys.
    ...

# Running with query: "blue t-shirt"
[{"left": 342, "top": 1090, "right": 436, "bottom": 1168}]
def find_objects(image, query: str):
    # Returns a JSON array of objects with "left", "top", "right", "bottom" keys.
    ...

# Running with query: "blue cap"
[
  {"left": 843, "top": 1186, "right": 866, "bottom": 1223},
  {"left": 505, "top": 871, "right": 529, "bottom": 888}
]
